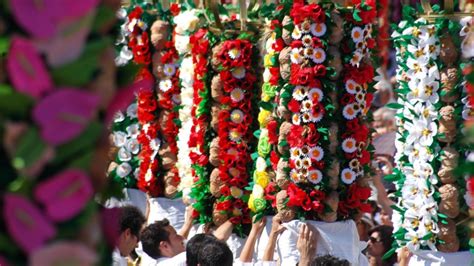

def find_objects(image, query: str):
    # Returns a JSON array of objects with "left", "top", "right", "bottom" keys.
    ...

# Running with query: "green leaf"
[
  {"left": 353, "top": 9, "right": 362, "bottom": 22},
  {"left": 259, "top": 101, "right": 274, "bottom": 111},
  {"left": 0, "top": 37, "right": 10, "bottom": 55},
  {"left": 384, "top": 174, "right": 399, "bottom": 181},
  {"left": 51, "top": 122, "right": 102, "bottom": 166},
  {"left": 13, "top": 127, "right": 47, "bottom": 172},
  {"left": 279, "top": 139, "right": 287, "bottom": 147},
  {"left": 386, "top": 102, "right": 404, "bottom": 109},
  {"left": 51, "top": 38, "right": 111, "bottom": 86},
  {"left": 382, "top": 247, "right": 396, "bottom": 260},
  {"left": 0, "top": 84, "right": 34, "bottom": 119}
]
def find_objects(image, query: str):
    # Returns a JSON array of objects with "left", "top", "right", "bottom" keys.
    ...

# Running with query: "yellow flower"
[
  {"left": 258, "top": 109, "right": 272, "bottom": 127},
  {"left": 264, "top": 53, "right": 274, "bottom": 67},
  {"left": 256, "top": 171, "right": 270, "bottom": 188},
  {"left": 248, "top": 194, "right": 256, "bottom": 212},
  {"left": 231, "top": 186, "right": 243, "bottom": 198}
]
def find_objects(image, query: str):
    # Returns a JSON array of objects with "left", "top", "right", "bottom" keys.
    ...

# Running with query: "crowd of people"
[{"left": 109, "top": 78, "right": 410, "bottom": 266}]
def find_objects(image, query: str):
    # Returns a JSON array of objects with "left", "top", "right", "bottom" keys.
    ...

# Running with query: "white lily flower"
[{"left": 405, "top": 118, "right": 437, "bottom": 146}]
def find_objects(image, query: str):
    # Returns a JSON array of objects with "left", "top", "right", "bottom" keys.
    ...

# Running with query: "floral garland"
[
  {"left": 189, "top": 28, "right": 213, "bottom": 223},
  {"left": 109, "top": 102, "right": 141, "bottom": 188},
  {"left": 248, "top": 10, "right": 286, "bottom": 217},
  {"left": 173, "top": 8, "right": 201, "bottom": 202},
  {"left": 391, "top": 17, "right": 444, "bottom": 252},
  {"left": 212, "top": 38, "right": 256, "bottom": 228},
  {"left": 337, "top": 1, "right": 375, "bottom": 219}
]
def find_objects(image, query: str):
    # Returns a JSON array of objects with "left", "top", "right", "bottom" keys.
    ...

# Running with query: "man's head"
[
  {"left": 196, "top": 239, "right": 233, "bottom": 266},
  {"left": 186, "top": 234, "right": 217, "bottom": 266},
  {"left": 117, "top": 205, "right": 146, "bottom": 257},
  {"left": 367, "top": 225, "right": 393, "bottom": 258},
  {"left": 141, "top": 219, "right": 185, "bottom": 259},
  {"left": 311, "top": 254, "right": 350, "bottom": 266}
]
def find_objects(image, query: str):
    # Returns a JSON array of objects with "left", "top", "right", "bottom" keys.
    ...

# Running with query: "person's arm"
[
  {"left": 239, "top": 217, "right": 266, "bottom": 262},
  {"left": 397, "top": 247, "right": 412, "bottom": 266},
  {"left": 212, "top": 220, "right": 234, "bottom": 241},
  {"left": 296, "top": 223, "right": 317, "bottom": 266},
  {"left": 262, "top": 215, "right": 286, "bottom": 262},
  {"left": 179, "top": 206, "right": 196, "bottom": 239},
  {"left": 145, "top": 193, "right": 150, "bottom": 222},
  {"left": 372, "top": 156, "right": 394, "bottom": 216}
]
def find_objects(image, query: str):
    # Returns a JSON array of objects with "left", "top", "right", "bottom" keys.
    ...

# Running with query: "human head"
[
  {"left": 367, "top": 225, "right": 393, "bottom": 258},
  {"left": 311, "top": 254, "right": 350, "bottom": 266},
  {"left": 196, "top": 239, "right": 233, "bottom": 266},
  {"left": 356, "top": 214, "right": 374, "bottom": 242},
  {"left": 186, "top": 234, "right": 217, "bottom": 266},
  {"left": 141, "top": 219, "right": 185, "bottom": 259},
  {"left": 117, "top": 205, "right": 146, "bottom": 257}
]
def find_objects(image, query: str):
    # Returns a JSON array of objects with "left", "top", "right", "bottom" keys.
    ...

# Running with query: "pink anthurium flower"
[
  {"left": 3, "top": 193, "right": 56, "bottom": 254},
  {"left": 32, "top": 89, "right": 100, "bottom": 146},
  {"left": 6, "top": 36, "right": 53, "bottom": 99},
  {"left": 34, "top": 169, "right": 94, "bottom": 222},
  {"left": 30, "top": 241, "right": 98, "bottom": 266}
]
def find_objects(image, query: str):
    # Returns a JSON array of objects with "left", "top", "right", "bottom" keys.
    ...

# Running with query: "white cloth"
[
  {"left": 147, "top": 197, "right": 186, "bottom": 230},
  {"left": 103, "top": 188, "right": 147, "bottom": 216},
  {"left": 408, "top": 251, "right": 473, "bottom": 266},
  {"left": 155, "top": 252, "right": 187, "bottom": 266},
  {"left": 233, "top": 258, "right": 277, "bottom": 266},
  {"left": 275, "top": 219, "right": 365, "bottom": 265},
  {"left": 112, "top": 248, "right": 128, "bottom": 266},
  {"left": 227, "top": 234, "right": 247, "bottom": 260}
]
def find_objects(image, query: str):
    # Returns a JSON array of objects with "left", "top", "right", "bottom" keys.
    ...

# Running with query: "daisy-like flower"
[
  {"left": 301, "top": 112, "right": 311, "bottom": 123},
  {"left": 113, "top": 131, "right": 127, "bottom": 147},
  {"left": 355, "top": 92, "right": 365, "bottom": 103},
  {"left": 419, "top": 78, "right": 439, "bottom": 103},
  {"left": 301, "top": 157, "right": 311, "bottom": 169},
  {"left": 308, "top": 88, "right": 323, "bottom": 102},
  {"left": 460, "top": 16, "right": 473, "bottom": 37},
  {"left": 404, "top": 229, "right": 424, "bottom": 251},
  {"left": 349, "top": 159, "right": 360, "bottom": 169},
  {"left": 231, "top": 66, "right": 246, "bottom": 79},
  {"left": 343, "top": 104, "right": 358, "bottom": 120},
  {"left": 407, "top": 44, "right": 429, "bottom": 61},
  {"left": 309, "top": 146, "right": 324, "bottom": 161},
  {"left": 229, "top": 129, "right": 242, "bottom": 142},
  {"left": 230, "top": 88, "right": 245, "bottom": 102},
  {"left": 424, "top": 43, "right": 440, "bottom": 59},
  {"left": 292, "top": 25, "right": 302, "bottom": 40},
  {"left": 117, "top": 162, "right": 132, "bottom": 178},
  {"left": 113, "top": 111, "right": 125, "bottom": 123},
  {"left": 302, "top": 34, "right": 313, "bottom": 47},
  {"left": 311, "top": 48, "right": 326, "bottom": 64},
  {"left": 345, "top": 79, "right": 360, "bottom": 94},
  {"left": 228, "top": 47, "right": 241, "bottom": 59},
  {"left": 342, "top": 138, "right": 357, "bottom": 153},
  {"left": 291, "top": 48, "right": 304, "bottom": 64},
  {"left": 150, "top": 138, "right": 161, "bottom": 151},
  {"left": 351, "top": 27, "right": 364, "bottom": 43},
  {"left": 350, "top": 50, "right": 363, "bottom": 66},
  {"left": 310, "top": 23, "right": 326, "bottom": 37},
  {"left": 292, "top": 113, "right": 301, "bottom": 125},
  {"left": 300, "top": 145, "right": 310, "bottom": 156},
  {"left": 341, "top": 168, "right": 356, "bottom": 184},
  {"left": 307, "top": 169, "right": 323, "bottom": 184},
  {"left": 462, "top": 106, "right": 474, "bottom": 121},
  {"left": 127, "top": 103, "right": 138, "bottom": 118},
  {"left": 163, "top": 64, "right": 176, "bottom": 77},
  {"left": 159, "top": 79, "right": 173, "bottom": 92},
  {"left": 290, "top": 169, "right": 303, "bottom": 183},
  {"left": 301, "top": 99, "right": 313, "bottom": 112},
  {"left": 294, "top": 158, "right": 303, "bottom": 169},
  {"left": 126, "top": 123, "right": 140, "bottom": 137},
  {"left": 406, "top": 57, "right": 429, "bottom": 80},
  {"left": 304, "top": 47, "right": 314, "bottom": 59},
  {"left": 293, "top": 86, "right": 307, "bottom": 101},
  {"left": 310, "top": 110, "right": 323, "bottom": 123},
  {"left": 230, "top": 109, "right": 244, "bottom": 124},
  {"left": 301, "top": 20, "right": 311, "bottom": 33},
  {"left": 291, "top": 147, "right": 302, "bottom": 159},
  {"left": 118, "top": 147, "right": 132, "bottom": 162}
]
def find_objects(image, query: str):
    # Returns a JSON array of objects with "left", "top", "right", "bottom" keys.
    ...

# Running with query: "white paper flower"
[
  {"left": 256, "top": 157, "right": 267, "bottom": 172},
  {"left": 351, "top": 27, "right": 364, "bottom": 43},
  {"left": 179, "top": 57, "right": 195, "bottom": 87},
  {"left": 228, "top": 48, "right": 241, "bottom": 59},
  {"left": 308, "top": 88, "right": 323, "bottom": 103},
  {"left": 229, "top": 129, "right": 242, "bottom": 142},
  {"left": 173, "top": 10, "right": 200, "bottom": 34},
  {"left": 232, "top": 67, "right": 246, "bottom": 79},
  {"left": 113, "top": 131, "right": 127, "bottom": 147},
  {"left": 290, "top": 48, "right": 304, "bottom": 64},
  {"left": 293, "top": 86, "right": 307, "bottom": 101},
  {"left": 309, "top": 146, "right": 324, "bottom": 161},
  {"left": 116, "top": 8, "right": 127, "bottom": 19},
  {"left": 310, "top": 23, "right": 326, "bottom": 37},
  {"left": 345, "top": 79, "right": 360, "bottom": 94},
  {"left": 263, "top": 68, "right": 271, "bottom": 83},
  {"left": 175, "top": 34, "right": 191, "bottom": 54},
  {"left": 126, "top": 138, "right": 140, "bottom": 154},
  {"left": 150, "top": 138, "right": 161, "bottom": 151},
  {"left": 343, "top": 104, "right": 359, "bottom": 120},
  {"left": 116, "top": 162, "right": 132, "bottom": 178},
  {"left": 230, "top": 109, "right": 244, "bottom": 124},
  {"left": 342, "top": 138, "right": 357, "bottom": 153},
  {"left": 290, "top": 169, "right": 303, "bottom": 183},
  {"left": 291, "top": 25, "right": 302, "bottom": 40},
  {"left": 118, "top": 147, "right": 132, "bottom": 162},
  {"left": 302, "top": 35, "right": 313, "bottom": 47},
  {"left": 290, "top": 147, "right": 301, "bottom": 160},
  {"left": 159, "top": 79, "right": 173, "bottom": 92},
  {"left": 115, "top": 46, "right": 133, "bottom": 66},
  {"left": 127, "top": 103, "right": 138, "bottom": 118},
  {"left": 405, "top": 119, "right": 437, "bottom": 146},
  {"left": 113, "top": 111, "right": 125, "bottom": 123},
  {"left": 126, "top": 123, "right": 140, "bottom": 137},
  {"left": 163, "top": 64, "right": 176, "bottom": 77},
  {"left": 292, "top": 113, "right": 301, "bottom": 125},
  {"left": 311, "top": 48, "right": 326, "bottom": 64},
  {"left": 350, "top": 50, "right": 363, "bottom": 66},
  {"left": 252, "top": 184, "right": 264, "bottom": 198},
  {"left": 231, "top": 88, "right": 245, "bottom": 102}
]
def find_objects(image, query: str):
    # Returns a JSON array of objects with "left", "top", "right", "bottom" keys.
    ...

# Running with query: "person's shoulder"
[{"left": 169, "top": 252, "right": 187, "bottom": 266}]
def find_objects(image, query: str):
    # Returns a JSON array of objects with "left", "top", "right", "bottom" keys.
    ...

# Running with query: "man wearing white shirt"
[{"left": 112, "top": 206, "right": 146, "bottom": 266}]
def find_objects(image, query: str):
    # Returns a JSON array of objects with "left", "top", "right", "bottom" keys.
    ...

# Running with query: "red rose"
[
  {"left": 220, "top": 186, "right": 231, "bottom": 197},
  {"left": 287, "top": 99, "right": 301, "bottom": 113},
  {"left": 313, "top": 65, "right": 326, "bottom": 77},
  {"left": 230, "top": 216, "right": 242, "bottom": 224},
  {"left": 312, "top": 200, "right": 324, "bottom": 213},
  {"left": 272, "top": 38, "right": 285, "bottom": 52},
  {"left": 366, "top": 38, "right": 376, "bottom": 49},
  {"left": 287, "top": 125, "right": 304, "bottom": 147},
  {"left": 267, "top": 120, "right": 279, "bottom": 144},
  {"left": 170, "top": 3, "right": 181, "bottom": 16},
  {"left": 365, "top": 93, "right": 374, "bottom": 109},
  {"left": 346, "top": 118, "right": 360, "bottom": 132},
  {"left": 270, "top": 151, "right": 280, "bottom": 171},
  {"left": 359, "top": 150, "right": 370, "bottom": 165},
  {"left": 216, "top": 200, "right": 232, "bottom": 211}
]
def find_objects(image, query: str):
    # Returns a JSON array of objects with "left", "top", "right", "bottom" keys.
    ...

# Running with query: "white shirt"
[
  {"left": 112, "top": 248, "right": 128, "bottom": 266},
  {"left": 141, "top": 252, "right": 187, "bottom": 266}
]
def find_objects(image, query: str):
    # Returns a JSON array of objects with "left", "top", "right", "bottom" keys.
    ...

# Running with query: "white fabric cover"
[
  {"left": 276, "top": 219, "right": 366, "bottom": 265},
  {"left": 227, "top": 234, "right": 247, "bottom": 260},
  {"left": 408, "top": 251, "right": 473, "bottom": 266},
  {"left": 103, "top": 188, "right": 147, "bottom": 216},
  {"left": 147, "top": 197, "right": 186, "bottom": 230}
]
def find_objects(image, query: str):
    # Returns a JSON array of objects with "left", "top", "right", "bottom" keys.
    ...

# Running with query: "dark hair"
[
  {"left": 310, "top": 255, "right": 350, "bottom": 266},
  {"left": 186, "top": 234, "right": 217, "bottom": 266},
  {"left": 119, "top": 205, "right": 146, "bottom": 238},
  {"left": 197, "top": 239, "right": 233, "bottom": 266},
  {"left": 141, "top": 219, "right": 171, "bottom": 259},
  {"left": 369, "top": 225, "right": 396, "bottom": 265}
]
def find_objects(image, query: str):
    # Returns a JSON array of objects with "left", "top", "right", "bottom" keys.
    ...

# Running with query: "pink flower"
[
  {"left": 6, "top": 36, "right": 52, "bottom": 99},
  {"left": 32, "top": 89, "right": 100, "bottom": 145},
  {"left": 30, "top": 241, "right": 98, "bottom": 266},
  {"left": 35, "top": 169, "right": 94, "bottom": 222},
  {"left": 9, "top": 0, "right": 99, "bottom": 39},
  {"left": 3, "top": 193, "right": 56, "bottom": 254}
]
